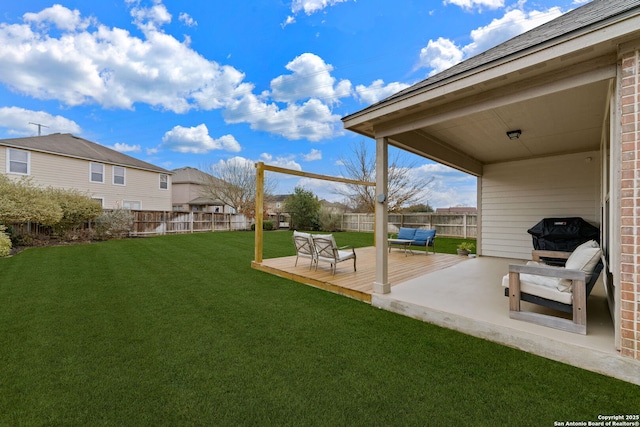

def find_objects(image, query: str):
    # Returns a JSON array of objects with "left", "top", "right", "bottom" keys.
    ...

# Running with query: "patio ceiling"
[
  {"left": 341, "top": 4, "right": 640, "bottom": 176},
  {"left": 344, "top": 62, "right": 614, "bottom": 176}
]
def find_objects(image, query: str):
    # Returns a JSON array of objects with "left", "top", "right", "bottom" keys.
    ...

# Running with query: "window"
[
  {"left": 7, "top": 148, "right": 29, "bottom": 175},
  {"left": 113, "top": 166, "right": 125, "bottom": 185},
  {"left": 90, "top": 162, "right": 104, "bottom": 183},
  {"left": 122, "top": 200, "right": 141, "bottom": 210},
  {"left": 92, "top": 197, "right": 104, "bottom": 207},
  {"left": 159, "top": 173, "right": 168, "bottom": 190}
]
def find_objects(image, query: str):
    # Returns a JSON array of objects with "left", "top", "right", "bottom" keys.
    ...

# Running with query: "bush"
[
  {"left": 94, "top": 209, "right": 134, "bottom": 240},
  {"left": 0, "top": 175, "right": 62, "bottom": 226},
  {"left": 49, "top": 188, "right": 103, "bottom": 238},
  {"left": 0, "top": 225, "right": 11, "bottom": 257},
  {"left": 250, "top": 220, "right": 274, "bottom": 231},
  {"left": 318, "top": 209, "right": 342, "bottom": 232}
]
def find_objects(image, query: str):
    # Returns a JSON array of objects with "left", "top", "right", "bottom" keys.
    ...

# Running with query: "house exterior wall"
[
  {"left": 0, "top": 148, "right": 171, "bottom": 211},
  {"left": 480, "top": 151, "right": 601, "bottom": 259},
  {"left": 619, "top": 48, "right": 640, "bottom": 360},
  {"left": 171, "top": 183, "right": 195, "bottom": 206}
]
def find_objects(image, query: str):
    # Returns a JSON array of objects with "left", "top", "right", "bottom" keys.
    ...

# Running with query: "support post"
[
  {"left": 373, "top": 136, "right": 390, "bottom": 294},
  {"left": 255, "top": 162, "right": 264, "bottom": 264}
]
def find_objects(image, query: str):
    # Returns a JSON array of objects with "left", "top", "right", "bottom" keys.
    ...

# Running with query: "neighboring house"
[
  {"left": 0, "top": 133, "right": 171, "bottom": 210},
  {"left": 342, "top": 0, "right": 640, "bottom": 361},
  {"left": 171, "top": 166, "right": 229, "bottom": 213},
  {"left": 265, "top": 194, "right": 290, "bottom": 228}
]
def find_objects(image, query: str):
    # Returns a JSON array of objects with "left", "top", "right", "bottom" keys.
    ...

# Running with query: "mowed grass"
[{"left": 0, "top": 232, "right": 637, "bottom": 426}]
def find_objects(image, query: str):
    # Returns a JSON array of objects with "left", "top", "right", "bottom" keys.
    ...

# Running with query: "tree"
[
  {"left": 335, "top": 141, "right": 434, "bottom": 213},
  {"left": 403, "top": 203, "right": 434, "bottom": 213},
  {"left": 200, "top": 158, "right": 277, "bottom": 219},
  {"left": 285, "top": 187, "right": 321, "bottom": 231}
]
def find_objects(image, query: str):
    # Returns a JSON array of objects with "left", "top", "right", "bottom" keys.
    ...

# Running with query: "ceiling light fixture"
[{"left": 506, "top": 130, "right": 522, "bottom": 140}]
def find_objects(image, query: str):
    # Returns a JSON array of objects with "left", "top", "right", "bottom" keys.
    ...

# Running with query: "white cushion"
[
  {"left": 565, "top": 240, "right": 601, "bottom": 281},
  {"left": 502, "top": 269, "right": 573, "bottom": 305}
]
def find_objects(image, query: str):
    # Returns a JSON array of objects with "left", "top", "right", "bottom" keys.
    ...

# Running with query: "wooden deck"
[{"left": 251, "top": 246, "right": 468, "bottom": 303}]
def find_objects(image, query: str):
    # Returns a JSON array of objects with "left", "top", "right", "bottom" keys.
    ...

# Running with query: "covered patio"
[{"left": 254, "top": 249, "right": 640, "bottom": 385}]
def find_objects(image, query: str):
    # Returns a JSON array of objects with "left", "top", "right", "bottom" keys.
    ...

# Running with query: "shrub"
[
  {"left": 49, "top": 188, "right": 103, "bottom": 238},
  {"left": 250, "top": 220, "right": 274, "bottom": 231},
  {"left": 94, "top": 209, "right": 134, "bottom": 240},
  {"left": 318, "top": 209, "right": 342, "bottom": 232},
  {"left": 0, "top": 175, "right": 62, "bottom": 226},
  {"left": 0, "top": 225, "right": 11, "bottom": 257}
]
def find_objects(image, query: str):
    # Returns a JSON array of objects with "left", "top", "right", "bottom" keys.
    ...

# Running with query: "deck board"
[{"left": 252, "top": 246, "right": 468, "bottom": 303}]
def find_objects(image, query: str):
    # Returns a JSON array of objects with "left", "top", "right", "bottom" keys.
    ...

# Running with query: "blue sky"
[{"left": 0, "top": 0, "right": 589, "bottom": 208}]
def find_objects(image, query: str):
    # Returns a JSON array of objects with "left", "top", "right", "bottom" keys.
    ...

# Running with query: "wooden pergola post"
[{"left": 254, "top": 162, "right": 264, "bottom": 264}]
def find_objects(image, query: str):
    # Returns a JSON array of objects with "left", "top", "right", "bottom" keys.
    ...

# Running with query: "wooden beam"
[{"left": 261, "top": 164, "right": 375, "bottom": 187}]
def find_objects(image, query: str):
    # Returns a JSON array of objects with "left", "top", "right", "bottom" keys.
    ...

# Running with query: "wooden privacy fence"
[
  {"left": 130, "top": 211, "right": 250, "bottom": 236},
  {"left": 340, "top": 213, "right": 477, "bottom": 238}
]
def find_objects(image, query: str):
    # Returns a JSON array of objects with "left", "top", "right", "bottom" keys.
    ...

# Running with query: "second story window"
[
  {"left": 113, "top": 166, "right": 125, "bottom": 185},
  {"left": 7, "top": 148, "right": 29, "bottom": 175},
  {"left": 159, "top": 173, "right": 168, "bottom": 190},
  {"left": 90, "top": 163, "right": 104, "bottom": 183}
]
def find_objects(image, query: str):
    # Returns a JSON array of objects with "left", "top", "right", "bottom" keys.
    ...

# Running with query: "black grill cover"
[{"left": 527, "top": 217, "right": 599, "bottom": 252}]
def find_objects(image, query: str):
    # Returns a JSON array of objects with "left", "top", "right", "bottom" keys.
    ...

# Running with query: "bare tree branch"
[
  {"left": 199, "top": 160, "right": 278, "bottom": 219},
  {"left": 335, "top": 141, "right": 433, "bottom": 213}
]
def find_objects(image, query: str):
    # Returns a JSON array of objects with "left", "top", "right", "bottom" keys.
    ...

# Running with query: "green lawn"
[{"left": 0, "top": 232, "right": 637, "bottom": 426}]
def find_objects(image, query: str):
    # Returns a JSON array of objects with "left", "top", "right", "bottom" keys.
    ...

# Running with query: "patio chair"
[
  {"left": 502, "top": 240, "right": 603, "bottom": 334},
  {"left": 292, "top": 231, "right": 316, "bottom": 269},
  {"left": 311, "top": 234, "right": 356, "bottom": 275}
]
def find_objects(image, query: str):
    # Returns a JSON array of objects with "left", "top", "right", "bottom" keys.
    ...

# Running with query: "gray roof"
[
  {"left": 0, "top": 133, "right": 170, "bottom": 173},
  {"left": 171, "top": 166, "right": 220, "bottom": 185},
  {"left": 344, "top": 0, "right": 640, "bottom": 118}
]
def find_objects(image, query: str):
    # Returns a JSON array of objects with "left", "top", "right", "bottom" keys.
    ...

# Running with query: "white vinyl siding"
[
  {"left": 90, "top": 162, "right": 104, "bottom": 183},
  {"left": 480, "top": 151, "right": 601, "bottom": 260},
  {"left": 7, "top": 148, "right": 29, "bottom": 175},
  {"left": 113, "top": 166, "right": 125, "bottom": 186}
]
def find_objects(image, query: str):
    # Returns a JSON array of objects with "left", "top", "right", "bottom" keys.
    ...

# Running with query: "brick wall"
[{"left": 619, "top": 49, "right": 640, "bottom": 359}]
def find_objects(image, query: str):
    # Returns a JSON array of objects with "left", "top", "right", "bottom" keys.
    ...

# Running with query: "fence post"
[{"left": 463, "top": 213, "right": 467, "bottom": 239}]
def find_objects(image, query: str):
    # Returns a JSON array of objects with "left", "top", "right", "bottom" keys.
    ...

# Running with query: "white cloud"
[
  {"left": 260, "top": 153, "right": 302, "bottom": 171},
  {"left": 270, "top": 53, "right": 352, "bottom": 104},
  {"left": 0, "top": 106, "right": 81, "bottom": 136},
  {"left": 179, "top": 12, "right": 197, "bottom": 27},
  {"left": 23, "top": 4, "right": 95, "bottom": 31},
  {"left": 281, "top": 16, "right": 296, "bottom": 28},
  {"left": 0, "top": 4, "right": 349, "bottom": 142},
  {"left": 215, "top": 156, "right": 255, "bottom": 170},
  {"left": 416, "top": 6, "right": 565, "bottom": 75},
  {"left": 462, "top": 7, "right": 564, "bottom": 58},
  {"left": 291, "top": 0, "right": 350, "bottom": 16},
  {"left": 302, "top": 148, "right": 322, "bottom": 161},
  {"left": 161, "top": 124, "right": 241, "bottom": 154},
  {"left": 416, "top": 37, "right": 465, "bottom": 76},
  {"left": 0, "top": 4, "right": 250, "bottom": 114},
  {"left": 223, "top": 94, "right": 343, "bottom": 141},
  {"left": 111, "top": 142, "right": 141, "bottom": 153},
  {"left": 444, "top": 0, "right": 504, "bottom": 11},
  {"left": 355, "top": 79, "right": 410, "bottom": 105},
  {"left": 129, "top": 1, "right": 172, "bottom": 32}
]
